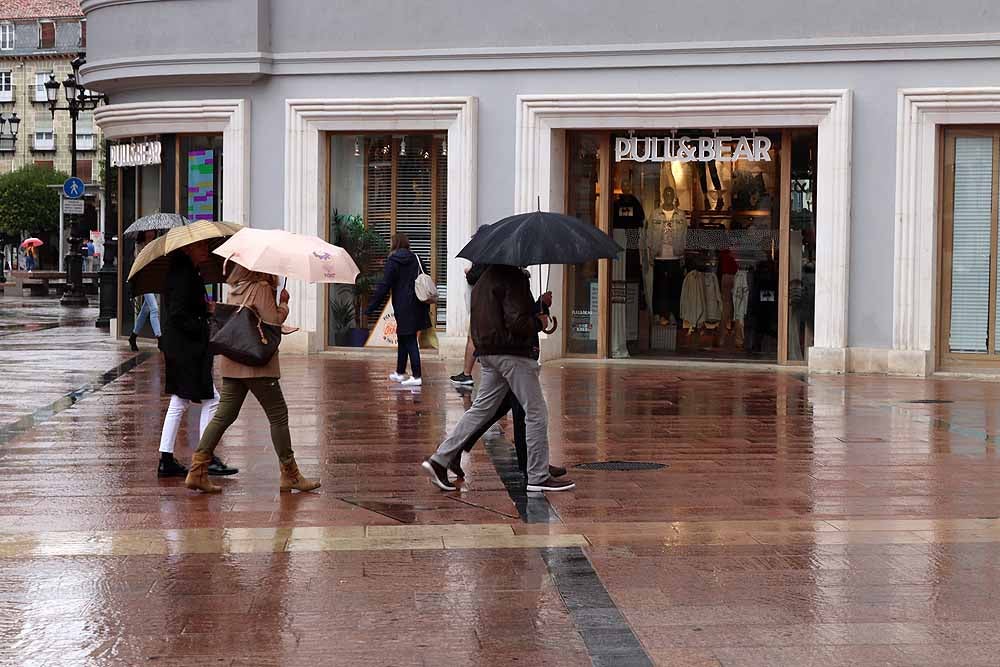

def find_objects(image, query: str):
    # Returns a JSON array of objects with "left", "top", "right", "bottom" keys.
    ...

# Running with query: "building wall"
[{"left": 80, "top": 0, "right": 1000, "bottom": 368}]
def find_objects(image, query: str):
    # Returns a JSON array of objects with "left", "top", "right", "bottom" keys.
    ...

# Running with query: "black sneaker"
[
  {"left": 526, "top": 476, "right": 576, "bottom": 492},
  {"left": 157, "top": 454, "right": 188, "bottom": 478},
  {"left": 421, "top": 457, "right": 456, "bottom": 491},
  {"left": 450, "top": 373, "right": 474, "bottom": 387},
  {"left": 549, "top": 464, "right": 568, "bottom": 478},
  {"left": 448, "top": 458, "right": 465, "bottom": 480},
  {"left": 208, "top": 456, "right": 239, "bottom": 476}
]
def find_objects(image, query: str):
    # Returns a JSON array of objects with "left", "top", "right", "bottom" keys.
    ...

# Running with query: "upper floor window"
[
  {"left": 0, "top": 71, "right": 12, "bottom": 103},
  {"left": 38, "top": 20, "right": 55, "bottom": 50},
  {"left": 0, "top": 23, "right": 14, "bottom": 51},
  {"left": 35, "top": 71, "right": 52, "bottom": 102},
  {"left": 79, "top": 19, "right": 86, "bottom": 48}
]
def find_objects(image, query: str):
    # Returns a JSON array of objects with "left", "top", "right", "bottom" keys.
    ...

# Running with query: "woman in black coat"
[
  {"left": 366, "top": 233, "right": 431, "bottom": 387},
  {"left": 154, "top": 242, "right": 237, "bottom": 478}
]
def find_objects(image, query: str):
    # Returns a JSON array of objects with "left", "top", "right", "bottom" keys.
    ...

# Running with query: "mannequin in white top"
[{"left": 642, "top": 187, "right": 688, "bottom": 323}]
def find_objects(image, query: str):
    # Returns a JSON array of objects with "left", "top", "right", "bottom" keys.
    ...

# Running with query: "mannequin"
[{"left": 643, "top": 186, "right": 688, "bottom": 324}]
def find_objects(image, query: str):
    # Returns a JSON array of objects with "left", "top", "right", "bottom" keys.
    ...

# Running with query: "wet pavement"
[{"left": 5, "top": 296, "right": 1000, "bottom": 665}]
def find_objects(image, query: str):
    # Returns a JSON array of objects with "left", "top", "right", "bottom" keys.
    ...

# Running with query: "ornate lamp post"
[
  {"left": 0, "top": 112, "right": 19, "bottom": 284},
  {"left": 45, "top": 55, "right": 107, "bottom": 307}
]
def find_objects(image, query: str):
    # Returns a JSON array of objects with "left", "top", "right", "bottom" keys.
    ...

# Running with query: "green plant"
[
  {"left": 331, "top": 212, "right": 388, "bottom": 327},
  {"left": 0, "top": 165, "right": 69, "bottom": 236},
  {"left": 330, "top": 298, "right": 355, "bottom": 331}
]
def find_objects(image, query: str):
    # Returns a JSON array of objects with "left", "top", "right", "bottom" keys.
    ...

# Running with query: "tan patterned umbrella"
[{"left": 128, "top": 220, "right": 243, "bottom": 294}]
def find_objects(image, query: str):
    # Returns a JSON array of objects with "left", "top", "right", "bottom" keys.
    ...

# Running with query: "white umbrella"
[{"left": 212, "top": 228, "right": 360, "bottom": 285}]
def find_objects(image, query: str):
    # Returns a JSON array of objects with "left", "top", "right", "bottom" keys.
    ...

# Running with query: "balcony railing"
[
  {"left": 0, "top": 136, "right": 15, "bottom": 152},
  {"left": 32, "top": 135, "right": 54, "bottom": 151},
  {"left": 34, "top": 86, "right": 48, "bottom": 103},
  {"left": 0, "top": 85, "right": 13, "bottom": 103}
]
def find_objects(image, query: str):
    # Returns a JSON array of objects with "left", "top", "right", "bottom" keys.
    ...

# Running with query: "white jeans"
[{"left": 158, "top": 389, "right": 220, "bottom": 454}]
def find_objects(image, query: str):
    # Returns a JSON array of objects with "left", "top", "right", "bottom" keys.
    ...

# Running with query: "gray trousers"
[{"left": 431, "top": 354, "right": 550, "bottom": 484}]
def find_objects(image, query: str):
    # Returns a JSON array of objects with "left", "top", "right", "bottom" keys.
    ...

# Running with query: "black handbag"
[{"left": 209, "top": 299, "right": 281, "bottom": 367}]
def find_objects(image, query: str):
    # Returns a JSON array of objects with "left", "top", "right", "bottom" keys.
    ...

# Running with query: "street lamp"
[
  {"left": 46, "top": 55, "right": 107, "bottom": 308},
  {"left": 0, "top": 112, "right": 20, "bottom": 284}
]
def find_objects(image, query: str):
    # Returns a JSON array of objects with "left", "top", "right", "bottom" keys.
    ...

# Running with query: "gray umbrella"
[{"left": 122, "top": 213, "right": 190, "bottom": 239}]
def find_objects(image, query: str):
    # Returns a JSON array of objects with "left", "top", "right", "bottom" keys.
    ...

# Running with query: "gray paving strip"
[
  {"left": 482, "top": 435, "right": 560, "bottom": 524},
  {"left": 0, "top": 351, "right": 153, "bottom": 447},
  {"left": 540, "top": 547, "right": 655, "bottom": 667}
]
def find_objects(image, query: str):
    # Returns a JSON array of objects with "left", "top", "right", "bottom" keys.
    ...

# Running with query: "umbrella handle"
[{"left": 542, "top": 316, "right": 558, "bottom": 335}]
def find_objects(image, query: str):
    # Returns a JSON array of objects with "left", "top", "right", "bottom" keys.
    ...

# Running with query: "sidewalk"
[{"left": 4, "top": 296, "right": 1000, "bottom": 666}]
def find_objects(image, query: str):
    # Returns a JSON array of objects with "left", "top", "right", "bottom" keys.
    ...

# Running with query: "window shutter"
[
  {"left": 39, "top": 22, "right": 55, "bottom": 49},
  {"left": 948, "top": 136, "right": 995, "bottom": 353},
  {"left": 395, "top": 136, "right": 433, "bottom": 275},
  {"left": 78, "top": 111, "right": 94, "bottom": 134},
  {"left": 434, "top": 137, "right": 448, "bottom": 327},
  {"left": 365, "top": 137, "right": 393, "bottom": 316},
  {"left": 34, "top": 160, "right": 53, "bottom": 170},
  {"left": 35, "top": 111, "right": 52, "bottom": 133},
  {"left": 77, "top": 159, "right": 92, "bottom": 182}
]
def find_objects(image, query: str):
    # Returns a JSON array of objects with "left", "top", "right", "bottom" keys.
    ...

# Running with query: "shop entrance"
[{"left": 564, "top": 129, "right": 817, "bottom": 364}]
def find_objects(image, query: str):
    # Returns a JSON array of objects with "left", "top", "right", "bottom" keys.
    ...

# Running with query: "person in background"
[
  {"left": 366, "top": 233, "right": 431, "bottom": 388},
  {"left": 422, "top": 264, "right": 574, "bottom": 493},
  {"left": 185, "top": 264, "right": 320, "bottom": 494},
  {"left": 156, "top": 240, "right": 238, "bottom": 479},
  {"left": 130, "top": 231, "right": 162, "bottom": 351},
  {"left": 86, "top": 239, "right": 96, "bottom": 272},
  {"left": 449, "top": 263, "right": 488, "bottom": 387}
]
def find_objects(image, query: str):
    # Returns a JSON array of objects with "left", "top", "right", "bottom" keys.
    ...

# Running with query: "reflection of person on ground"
[
  {"left": 366, "top": 233, "right": 431, "bottom": 388},
  {"left": 129, "top": 231, "right": 162, "bottom": 351},
  {"left": 422, "top": 264, "right": 575, "bottom": 493},
  {"left": 156, "top": 241, "right": 238, "bottom": 479},
  {"left": 185, "top": 265, "right": 320, "bottom": 494}
]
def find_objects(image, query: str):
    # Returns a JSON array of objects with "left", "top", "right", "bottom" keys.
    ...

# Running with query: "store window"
[
  {"left": 565, "top": 128, "right": 817, "bottom": 364},
  {"left": 326, "top": 133, "right": 448, "bottom": 347},
  {"left": 0, "top": 23, "right": 13, "bottom": 51},
  {"left": 940, "top": 128, "right": 1000, "bottom": 363},
  {"left": 38, "top": 21, "right": 55, "bottom": 49}
]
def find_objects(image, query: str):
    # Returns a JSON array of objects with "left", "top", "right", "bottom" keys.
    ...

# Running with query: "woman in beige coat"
[{"left": 185, "top": 264, "right": 320, "bottom": 493}]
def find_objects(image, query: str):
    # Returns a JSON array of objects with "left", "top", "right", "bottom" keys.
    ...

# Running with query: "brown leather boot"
[
  {"left": 185, "top": 452, "right": 222, "bottom": 493},
  {"left": 280, "top": 458, "right": 321, "bottom": 492}
]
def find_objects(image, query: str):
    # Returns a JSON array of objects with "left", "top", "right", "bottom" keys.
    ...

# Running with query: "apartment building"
[{"left": 1, "top": 1, "right": 100, "bottom": 181}]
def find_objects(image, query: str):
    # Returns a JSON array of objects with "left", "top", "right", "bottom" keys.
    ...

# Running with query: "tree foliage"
[{"left": 0, "top": 165, "right": 68, "bottom": 236}]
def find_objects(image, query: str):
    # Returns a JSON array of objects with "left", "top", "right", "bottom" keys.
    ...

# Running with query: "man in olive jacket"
[{"left": 422, "top": 265, "right": 575, "bottom": 493}]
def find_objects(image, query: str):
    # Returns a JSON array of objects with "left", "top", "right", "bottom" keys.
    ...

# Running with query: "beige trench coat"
[{"left": 217, "top": 275, "right": 290, "bottom": 380}]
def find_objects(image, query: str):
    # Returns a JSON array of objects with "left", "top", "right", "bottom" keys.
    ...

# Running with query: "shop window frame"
[{"left": 936, "top": 126, "right": 1000, "bottom": 370}]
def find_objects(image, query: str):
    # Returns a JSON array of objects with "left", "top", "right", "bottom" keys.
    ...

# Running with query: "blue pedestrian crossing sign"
[{"left": 63, "top": 177, "right": 85, "bottom": 199}]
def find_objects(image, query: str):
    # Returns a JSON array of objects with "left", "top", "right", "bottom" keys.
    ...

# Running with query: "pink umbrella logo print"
[{"left": 313, "top": 250, "right": 336, "bottom": 278}]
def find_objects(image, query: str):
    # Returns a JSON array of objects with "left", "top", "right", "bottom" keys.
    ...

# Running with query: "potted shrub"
[{"left": 330, "top": 212, "right": 388, "bottom": 346}]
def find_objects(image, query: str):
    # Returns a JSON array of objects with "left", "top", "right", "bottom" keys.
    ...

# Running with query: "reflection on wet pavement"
[{"left": 6, "top": 296, "right": 1000, "bottom": 664}]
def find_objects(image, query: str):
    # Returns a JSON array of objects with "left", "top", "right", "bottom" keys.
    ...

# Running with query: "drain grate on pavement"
[
  {"left": 574, "top": 461, "right": 667, "bottom": 471},
  {"left": 902, "top": 399, "right": 954, "bottom": 404}
]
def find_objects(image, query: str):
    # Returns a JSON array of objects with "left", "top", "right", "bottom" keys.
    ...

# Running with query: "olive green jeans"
[{"left": 196, "top": 377, "right": 294, "bottom": 464}]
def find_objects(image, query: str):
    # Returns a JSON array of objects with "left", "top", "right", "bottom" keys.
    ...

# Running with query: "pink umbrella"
[
  {"left": 20, "top": 238, "right": 43, "bottom": 249},
  {"left": 212, "top": 228, "right": 359, "bottom": 284}
]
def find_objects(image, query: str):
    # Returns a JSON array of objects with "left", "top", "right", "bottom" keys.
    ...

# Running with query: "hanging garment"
[
  {"left": 611, "top": 229, "right": 630, "bottom": 359},
  {"left": 680, "top": 270, "right": 706, "bottom": 330},
  {"left": 733, "top": 270, "right": 750, "bottom": 322},
  {"left": 721, "top": 273, "right": 735, "bottom": 330},
  {"left": 702, "top": 272, "right": 723, "bottom": 325}
]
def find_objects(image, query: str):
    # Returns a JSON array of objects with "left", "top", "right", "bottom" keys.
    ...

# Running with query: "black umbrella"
[{"left": 457, "top": 210, "right": 621, "bottom": 266}]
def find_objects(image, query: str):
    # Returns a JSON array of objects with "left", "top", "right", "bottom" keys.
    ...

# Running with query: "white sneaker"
[
  {"left": 401, "top": 377, "right": 423, "bottom": 387},
  {"left": 460, "top": 451, "right": 473, "bottom": 474},
  {"left": 389, "top": 373, "right": 408, "bottom": 382}
]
